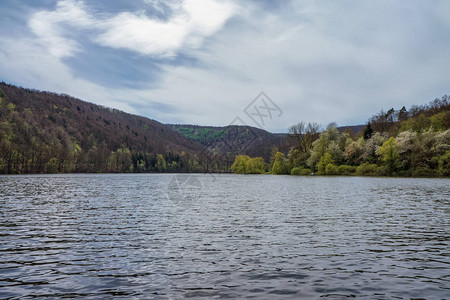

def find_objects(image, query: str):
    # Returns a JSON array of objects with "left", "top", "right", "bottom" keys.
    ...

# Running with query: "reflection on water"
[{"left": 0, "top": 174, "right": 449, "bottom": 299}]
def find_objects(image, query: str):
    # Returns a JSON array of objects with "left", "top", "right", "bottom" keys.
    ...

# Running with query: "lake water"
[{"left": 0, "top": 174, "right": 449, "bottom": 299}]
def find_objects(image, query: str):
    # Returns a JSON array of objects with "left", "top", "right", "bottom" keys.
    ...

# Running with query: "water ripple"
[{"left": 0, "top": 174, "right": 449, "bottom": 299}]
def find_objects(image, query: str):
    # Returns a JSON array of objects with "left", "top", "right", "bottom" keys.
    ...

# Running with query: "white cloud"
[
  {"left": 96, "top": 0, "right": 236, "bottom": 56},
  {"left": 27, "top": 0, "right": 236, "bottom": 58},
  {"left": 96, "top": 12, "right": 188, "bottom": 57},
  {"left": 28, "top": 0, "right": 93, "bottom": 58}
]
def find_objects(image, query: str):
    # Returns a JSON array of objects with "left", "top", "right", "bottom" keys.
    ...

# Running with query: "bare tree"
[{"left": 288, "top": 122, "right": 321, "bottom": 153}]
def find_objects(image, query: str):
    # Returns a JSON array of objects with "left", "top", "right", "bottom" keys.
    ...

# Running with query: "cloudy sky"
[{"left": 1, "top": 0, "right": 449, "bottom": 132}]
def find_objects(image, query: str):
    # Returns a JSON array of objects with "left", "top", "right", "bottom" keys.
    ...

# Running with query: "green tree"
[
  {"left": 307, "top": 123, "right": 342, "bottom": 171},
  {"left": 155, "top": 153, "right": 167, "bottom": 172},
  {"left": 377, "top": 137, "right": 399, "bottom": 175},
  {"left": 231, "top": 155, "right": 266, "bottom": 174},
  {"left": 272, "top": 152, "right": 289, "bottom": 174},
  {"left": 317, "top": 153, "right": 334, "bottom": 175},
  {"left": 231, "top": 155, "right": 250, "bottom": 174},
  {"left": 326, "top": 141, "right": 344, "bottom": 165},
  {"left": 248, "top": 157, "right": 266, "bottom": 174},
  {"left": 288, "top": 148, "right": 310, "bottom": 168}
]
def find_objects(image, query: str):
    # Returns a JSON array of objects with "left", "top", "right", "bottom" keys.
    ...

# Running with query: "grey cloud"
[{"left": 0, "top": 0, "right": 449, "bottom": 131}]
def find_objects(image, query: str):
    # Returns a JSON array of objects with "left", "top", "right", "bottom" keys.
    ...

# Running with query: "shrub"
[
  {"left": 437, "top": 150, "right": 450, "bottom": 176},
  {"left": 413, "top": 165, "right": 437, "bottom": 177},
  {"left": 325, "top": 163, "right": 339, "bottom": 175},
  {"left": 291, "top": 167, "right": 312, "bottom": 176},
  {"left": 337, "top": 165, "right": 356, "bottom": 175},
  {"left": 376, "top": 165, "right": 389, "bottom": 176},
  {"left": 356, "top": 163, "right": 379, "bottom": 176}
]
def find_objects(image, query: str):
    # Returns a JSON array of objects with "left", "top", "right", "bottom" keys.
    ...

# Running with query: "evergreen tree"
[
  {"left": 398, "top": 106, "right": 408, "bottom": 121},
  {"left": 363, "top": 123, "right": 373, "bottom": 140}
]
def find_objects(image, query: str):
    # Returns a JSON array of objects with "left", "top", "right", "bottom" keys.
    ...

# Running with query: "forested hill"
[
  {"left": 0, "top": 82, "right": 210, "bottom": 174},
  {"left": 169, "top": 124, "right": 289, "bottom": 161}
]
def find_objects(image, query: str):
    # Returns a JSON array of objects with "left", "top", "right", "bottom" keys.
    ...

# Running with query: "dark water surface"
[{"left": 0, "top": 174, "right": 449, "bottom": 299}]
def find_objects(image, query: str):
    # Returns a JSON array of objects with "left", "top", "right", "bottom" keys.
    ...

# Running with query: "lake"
[{"left": 0, "top": 174, "right": 449, "bottom": 299}]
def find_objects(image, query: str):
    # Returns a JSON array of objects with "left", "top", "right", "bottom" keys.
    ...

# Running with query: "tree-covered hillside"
[
  {"left": 169, "top": 125, "right": 227, "bottom": 144},
  {"left": 0, "top": 82, "right": 218, "bottom": 173},
  {"left": 170, "top": 124, "right": 289, "bottom": 161}
]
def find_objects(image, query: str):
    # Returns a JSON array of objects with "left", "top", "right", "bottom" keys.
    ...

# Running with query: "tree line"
[{"left": 232, "top": 96, "right": 450, "bottom": 177}]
